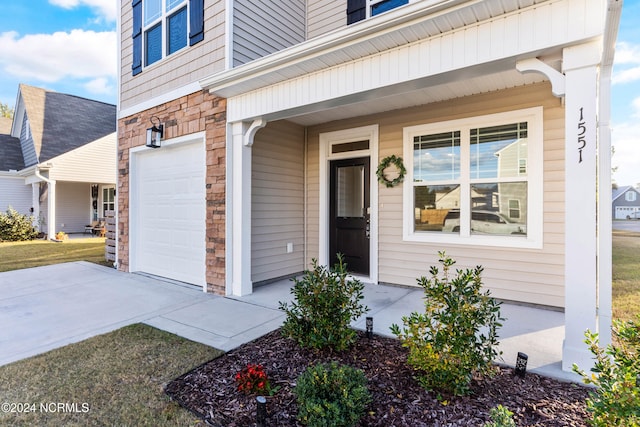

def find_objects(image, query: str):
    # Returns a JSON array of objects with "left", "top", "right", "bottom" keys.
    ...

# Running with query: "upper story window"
[
  {"left": 144, "top": 0, "right": 188, "bottom": 66},
  {"left": 403, "top": 107, "right": 543, "bottom": 249},
  {"left": 626, "top": 190, "right": 637, "bottom": 202},
  {"left": 132, "top": 0, "right": 204, "bottom": 76},
  {"left": 348, "top": 0, "right": 411, "bottom": 25}
]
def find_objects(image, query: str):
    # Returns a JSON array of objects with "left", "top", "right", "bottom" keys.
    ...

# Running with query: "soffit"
[{"left": 283, "top": 68, "right": 548, "bottom": 126}]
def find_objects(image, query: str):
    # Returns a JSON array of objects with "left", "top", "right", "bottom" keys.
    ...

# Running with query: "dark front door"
[{"left": 329, "top": 157, "right": 370, "bottom": 275}]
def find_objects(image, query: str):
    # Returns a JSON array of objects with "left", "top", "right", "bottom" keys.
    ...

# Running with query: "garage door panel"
[{"left": 133, "top": 141, "right": 206, "bottom": 286}]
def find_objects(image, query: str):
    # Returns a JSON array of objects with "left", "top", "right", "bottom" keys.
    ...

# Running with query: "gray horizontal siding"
[
  {"left": 233, "top": 0, "right": 306, "bottom": 66},
  {"left": 20, "top": 115, "right": 37, "bottom": 167},
  {"left": 251, "top": 120, "right": 305, "bottom": 283},
  {"left": 0, "top": 177, "right": 32, "bottom": 215},
  {"left": 308, "top": 0, "right": 346, "bottom": 39},
  {"left": 55, "top": 182, "right": 91, "bottom": 233}
]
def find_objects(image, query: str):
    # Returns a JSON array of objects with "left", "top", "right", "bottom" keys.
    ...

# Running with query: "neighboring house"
[
  {"left": 117, "top": 0, "right": 621, "bottom": 371},
  {"left": 0, "top": 84, "right": 116, "bottom": 239},
  {"left": 612, "top": 186, "right": 640, "bottom": 219}
]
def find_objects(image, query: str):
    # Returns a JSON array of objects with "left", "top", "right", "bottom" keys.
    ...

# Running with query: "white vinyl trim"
[
  {"left": 319, "top": 125, "right": 379, "bottom": 283},
  {"left": 402, "top": 107, "right": 543, "bottom": 249}
]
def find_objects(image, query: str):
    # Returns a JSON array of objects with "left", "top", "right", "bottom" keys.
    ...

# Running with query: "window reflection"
[{"left": 337, "top": 165, "right": 364, "bottom": 218}]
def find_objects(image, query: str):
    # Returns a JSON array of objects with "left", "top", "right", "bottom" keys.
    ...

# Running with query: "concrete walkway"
[{"left": 0, "top": 262, "right": 580, "bottom": 382}]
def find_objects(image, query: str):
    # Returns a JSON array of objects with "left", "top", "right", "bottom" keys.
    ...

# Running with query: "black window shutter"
[
  {"left": 189, "top": 0, "right": 204, "bottom": 46},
  {"left": 131, "top": 0, "right": 143, "bottom": 75},
  {"left": 347, "top": 0, "right": 366, "bottom": 25}
]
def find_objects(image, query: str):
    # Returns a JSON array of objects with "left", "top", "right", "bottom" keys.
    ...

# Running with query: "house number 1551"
[{"left": 577, "top": 107, "right": 586, "bottom": 163}]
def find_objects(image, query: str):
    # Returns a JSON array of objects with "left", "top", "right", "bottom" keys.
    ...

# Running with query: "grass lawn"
[
  {"left": 0, "top": 324, "right": 223, "bottom": 426},
  {"left": 612, "top": 229, "right": 640, "bottom": 322},
  {"left": 0, "top": 237, "right": 111, "bottom": 272}
]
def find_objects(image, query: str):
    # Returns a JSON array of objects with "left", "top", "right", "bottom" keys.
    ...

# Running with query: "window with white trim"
[
  {"left": 625, "top": 191, "right": 637, "bottom": 202},
  {"left": 347, "top": 0, "right": 417, "bottom": 24},
  {"left": 131, "top": 0, "right": 204, "bottom": 75},
  {"left": 144, "top": 0, "right": 188, "bottom": 66},
  {"left": 403, "top": 108, "right": 543, "bottom": 248},
  {"left": 102, "top": 187, "right": 115, "bottom": 216}
]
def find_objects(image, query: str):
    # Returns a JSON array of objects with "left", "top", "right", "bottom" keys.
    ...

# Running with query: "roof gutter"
[{"left": 596, "top": 0, "right": 623, "bottom": 348}]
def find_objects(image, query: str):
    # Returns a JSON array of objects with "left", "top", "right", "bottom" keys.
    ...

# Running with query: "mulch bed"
[{"left": 165, "top": 329, "right": 591, "bottom": 426}]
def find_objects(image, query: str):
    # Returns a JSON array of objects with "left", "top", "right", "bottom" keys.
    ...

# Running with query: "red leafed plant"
[{"left": 234, "top": 364, "right": 278, "bottom": 396}]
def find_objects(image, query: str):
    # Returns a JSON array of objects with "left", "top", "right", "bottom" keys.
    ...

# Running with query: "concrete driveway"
[
  {"left": 0, "top": 262, "right": 284, "bottom": 367},
  {"left": 613, "top": 219, "right": 640, "bottom": 232}
]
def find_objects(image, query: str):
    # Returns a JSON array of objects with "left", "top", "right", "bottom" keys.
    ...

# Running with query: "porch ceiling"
[{"left": 281, "top": 68, "right": 548, "bottom": 127}]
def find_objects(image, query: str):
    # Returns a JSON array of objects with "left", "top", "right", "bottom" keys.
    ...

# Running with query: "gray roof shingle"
[
  {"left": 20, "top": 84, "right": 116, "bottom": 164},
  {"left": 0, "top": 134, "right": 25, "bottom": 171}
]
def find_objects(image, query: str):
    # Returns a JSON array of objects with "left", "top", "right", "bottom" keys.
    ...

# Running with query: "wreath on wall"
[{"left": 376, "top": 155, "right": 406, "bottom": 188}]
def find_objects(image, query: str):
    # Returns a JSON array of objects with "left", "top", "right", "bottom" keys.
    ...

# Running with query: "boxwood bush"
[
  {"left": 279, "top": 254, "right": 369, "bottom": 351},
  {"left": 294, "top": 362, "right": 371, "bottom": 427}
]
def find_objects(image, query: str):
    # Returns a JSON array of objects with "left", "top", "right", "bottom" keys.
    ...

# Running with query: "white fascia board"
[
  {"left": 11, "top": 91, "right": 25, "bottom": 138},
  {"left": 0, "top": 171, "right": 22, "bottom": 178}
]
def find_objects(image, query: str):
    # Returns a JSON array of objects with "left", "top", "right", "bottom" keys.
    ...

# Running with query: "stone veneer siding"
[{"left": 117, "top": 90, "right": 227, "bottom": 295}]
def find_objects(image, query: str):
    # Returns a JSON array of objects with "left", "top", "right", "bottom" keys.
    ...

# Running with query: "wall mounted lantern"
[{"left": 146, "top": 116, "right": 163, "bottom": 148}]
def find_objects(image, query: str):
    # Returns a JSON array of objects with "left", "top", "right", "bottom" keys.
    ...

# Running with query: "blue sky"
[{"left": 0, "top": 0, "right": 639, "bottom": 185}]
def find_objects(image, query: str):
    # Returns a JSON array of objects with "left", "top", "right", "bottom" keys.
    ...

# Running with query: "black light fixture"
[
  {"left": 256, "top": 396, "right": 267, "bottom": 426},
  {"left": 146, "top": 116, "right": 163, "bottom": 148},
  {"left": 366, "top": 316, "right": 373, "bottom": 339},
  {"left": 514, "top": 352, "right": 528, "bottom": 378}
]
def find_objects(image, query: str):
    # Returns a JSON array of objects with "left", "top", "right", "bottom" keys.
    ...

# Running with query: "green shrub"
[
  {"left": 279, "top": 255, "right": 369, "bottom": 351},
  {"left": 0, "top": 207, "right": 38, "bottom": 242},
  {"left": 572, "top": 315, "right": 640, "bottom": 427},
  {"left": 390, "top": 251, "right": 503, "bottom": 396},
  {"left": 484, "top": 405, "right": 516, "bottom": 427},
  {"left": 294, "top": 362, "right": 371, "bottom": 427}
]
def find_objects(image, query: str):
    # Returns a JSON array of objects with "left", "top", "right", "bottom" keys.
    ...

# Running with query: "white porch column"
[
  {"left": 47, "top": 180, "right": 57, "bottom": 240},
  {"left": 31, "top": 183, "right": 40, "bottom": 229},
  {"left": 562, "top": 42, "right": 601, "bottom": 372},
  {"left": 229, "top": 119, "right": 266, "bottom": 296}
]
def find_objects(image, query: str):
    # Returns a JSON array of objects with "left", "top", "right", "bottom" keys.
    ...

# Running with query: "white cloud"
[
  {"left": 632, "top": 97, "right": 640, "bottom": 119},
  {"left": 83, "top": 77, "right": 114, "bottom": 95},
  {"left": 615, "top": 42, "right": 640, "bottom": 65},
  {"left": 612, "top": 117, "right": 640, "bottom": 186},
  {"left": 0, "top": 30, "right": 116, "bottom": 84},
  {"left": 613, "top": 42, "right": 640, "bottom": 85},
  {"left": 49, "top": 0, "right": 117, "bottom": 22},
  {"left": 613, "top": 67, "right": 640, "bottom": 85}
]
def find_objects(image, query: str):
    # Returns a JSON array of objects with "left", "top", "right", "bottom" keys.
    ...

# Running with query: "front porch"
[{"left": 232, "top": 279, "right": 578, "bottom": 382}]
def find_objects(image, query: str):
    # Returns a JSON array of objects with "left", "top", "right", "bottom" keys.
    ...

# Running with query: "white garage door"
[{"left": 132, "top": 140, "right": 206, "bottom": 287}]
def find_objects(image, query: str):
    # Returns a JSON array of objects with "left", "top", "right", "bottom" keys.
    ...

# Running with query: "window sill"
[{"left": 402, "top": 231, "right": 543, "bottom": 250}]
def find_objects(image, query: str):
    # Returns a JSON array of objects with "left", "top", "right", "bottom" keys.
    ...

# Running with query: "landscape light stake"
[
  {"left": 515, "top": 352, "right": 528, "bottom": 378},
  {"left": 636, "top": 374, "right": 640, "bottom": 388},
  {"left": 256, "top": 395, "right": 267, "bottom": 426},
  {"left": 366, "top": 316, "right": 373, "bottom": 339}
]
